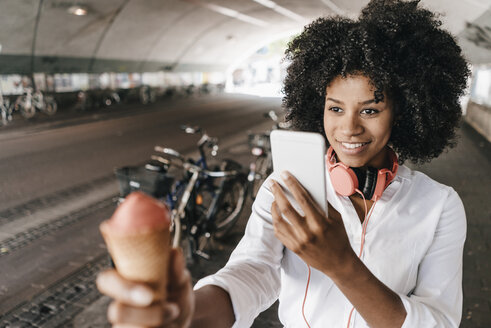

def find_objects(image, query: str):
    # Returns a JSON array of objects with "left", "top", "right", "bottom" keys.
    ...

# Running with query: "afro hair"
[{"left": 283, "top": 0, "right": 470, "bottom": 164}]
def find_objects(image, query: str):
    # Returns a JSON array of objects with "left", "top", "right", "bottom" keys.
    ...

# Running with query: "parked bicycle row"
[
  {"left": 114, "top": 110, "right": 290, "bottom": 264},
  {"left": 0, "top": 87, "right": 57, "bottom": 124},
  {"left": 0, "top": 83, "right": 225, "bottom": 126}
]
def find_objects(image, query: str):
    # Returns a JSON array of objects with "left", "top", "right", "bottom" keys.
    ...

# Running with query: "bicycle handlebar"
[
  {"left": 154, "top": 146, "right": 185, "bottom": 161},
  {"left": 181, "top": 162, "right": 240, "bottom": 178},
  {"left": 150, "top": 155, "right": 240, "bottom": 178},
  {"left": 179, "top": 124, "right": 219, "bottom": 151},
  {"left": 180, "top": 124, "right": 201, "bottom": 134}
]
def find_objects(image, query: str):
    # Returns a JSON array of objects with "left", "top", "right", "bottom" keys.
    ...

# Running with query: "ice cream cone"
[{"left": 99, "top": 192, "right": 171, "bottom": 299}]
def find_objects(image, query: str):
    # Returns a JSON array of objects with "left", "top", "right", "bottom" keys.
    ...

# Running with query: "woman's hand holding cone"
[{"left": 97, "top": 247, "right": 195, "bottom": 327}]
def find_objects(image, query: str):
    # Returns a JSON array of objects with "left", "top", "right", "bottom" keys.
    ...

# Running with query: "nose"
[{"left": 339, "top": 112, "right": 363, "bottom": 137}]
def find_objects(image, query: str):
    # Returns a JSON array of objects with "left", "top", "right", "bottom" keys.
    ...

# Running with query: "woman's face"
[{"left": 323, "top": 75, "right": 394, "bottom": 169}]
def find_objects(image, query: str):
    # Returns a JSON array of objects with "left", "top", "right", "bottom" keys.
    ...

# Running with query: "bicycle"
[
  {"left": 157, "top": 126, "right": 248, "bottom": 260},
  {"left": 74, "top": 90, "right": 94, "bottom": 111},
  {"left": 102, "top": 89, "right": 121, "bottom": 107},
  {"left": 139, "top": 85, "right": 157, "bottom": 105},
  {"left": 247, "top": 110, "right": 291, "bottom": 199},
  {"left": 116, "top": 125, "right": 248, "bottom": 262},
  {"left": 1, "top": 92, "right": 13, "bottom": 126},
  {"left": 14, "top": 87, "right": 57, "bottom": 119}
]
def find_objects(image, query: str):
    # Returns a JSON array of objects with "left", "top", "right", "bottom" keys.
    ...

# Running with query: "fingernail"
[
  {"left": 165, "top": 303, "right": 180, "bottom": 319},
  {"left": 95, "top": 272, "right": 106, "bottom": 287},
  {"left": 107, "top": 302, "right": 118, "bottom": 321},
  {"left": 268, "top": 179, "right": 275, "bottom": 189},
  {"left": 280, "top": 171, "right": 290, "bottom": 180},
  {"left": 130, "top": 286, "right": 153, "bottom": 305}
]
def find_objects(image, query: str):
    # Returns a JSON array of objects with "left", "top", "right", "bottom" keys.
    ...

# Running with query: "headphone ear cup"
[{"left": 330, "top": 166, "right": 359, "bottom": 196}]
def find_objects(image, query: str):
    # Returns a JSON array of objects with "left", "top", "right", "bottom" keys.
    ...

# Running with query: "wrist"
[
  {"left": 326, "top": 251, "right": 363, "bottom": 285},
  {"left": 192, "top": 285, "right": 234, "bottom": 326}
]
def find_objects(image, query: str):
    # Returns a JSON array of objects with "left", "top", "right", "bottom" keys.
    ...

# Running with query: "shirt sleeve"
[
  {"left": 194, "top": 178, "right": 284, "bottom": 328},
  {"left": 399, "top": 188, "right": 467, "bottom": 327}
]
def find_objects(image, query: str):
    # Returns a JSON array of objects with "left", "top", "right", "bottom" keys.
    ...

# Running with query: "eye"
[
  {"left": 361, "top": 108, "right": 379, "bottom": 115},
  {"left": 328, "top": 106, "right": 343, "bottom": 113}
]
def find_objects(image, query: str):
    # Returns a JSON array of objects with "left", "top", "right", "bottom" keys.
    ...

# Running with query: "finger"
[
  {"left": 270, "top": 179, "right": 306, "bottom": 232},
  {"left": 271, "top": 201, "right": 299, "bottom": 251},
  {"left": 280, "top": 171, "right": 326, "bottom": 225},
  {"left": 97, "top": 269, "right": 155, "bottom": 307},
  {"left": 271, "top": 199, "right": 311, "bottom": 246},
  {"left": 169, "top": 248, "right": 183, "bottom": 284},
  {"left": 108, "top": 301, "right": 180, "bottom": 326},
  {"left": 168, "top": 248, "right": 192, "bottom": 292}
]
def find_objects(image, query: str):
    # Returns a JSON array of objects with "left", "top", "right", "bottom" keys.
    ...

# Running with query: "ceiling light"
[
  {"left": 181, "top": 0, "right": 269, "bottom": 27},
  {"left": 252, "top": 0, "right": 305, "bottom": 23},
  {"left": 67, "top": 5, "right": 88, "bottom": 16},
  {"left": 206, "top": 3, "right": 269, "bottom": 27},
  {"left": 319, "top": 0, "right": 350, "bottom": 16}
]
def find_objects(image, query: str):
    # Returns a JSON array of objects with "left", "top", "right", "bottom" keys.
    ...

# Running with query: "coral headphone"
[{"left": 326, "top": 146, "right": 399, "bottom": 201}]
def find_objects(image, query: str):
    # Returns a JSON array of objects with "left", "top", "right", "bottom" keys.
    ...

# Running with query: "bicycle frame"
[
  {"left": 172, "top": 163, "right": 230, "bottom": 246},
  {"left": 153, "top": 133, "right": 243, "bottom": 260}
]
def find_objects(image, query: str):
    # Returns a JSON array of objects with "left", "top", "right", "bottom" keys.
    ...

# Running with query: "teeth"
[{"left": 342, "top": 142, "right": 366, "bottom": 149}]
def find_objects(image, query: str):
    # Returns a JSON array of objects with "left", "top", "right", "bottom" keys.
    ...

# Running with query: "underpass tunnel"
[
  {"left": 0, "top": 0, "right": 490, "bottom": 130},
  {"left": 0, "top": 1, "right": 490, "bottom": 327}
]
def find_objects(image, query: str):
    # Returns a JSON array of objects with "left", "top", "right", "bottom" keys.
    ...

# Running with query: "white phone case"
[{"left": 270, "top": 130, "right": 327, "bottom": 214}]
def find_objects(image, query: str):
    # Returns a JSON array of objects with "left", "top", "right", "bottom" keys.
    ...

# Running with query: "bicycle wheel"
[
  {"left": 18, "top": 98, "right": 36, "bottom": 119},
  {"left": 170, "top": 214, "right": 197, "bottom": 265},
  {"left": 181, "top": 186, "right": 211, "bottom": 264},
  {"left": 1, "top": 105, "right": 7, "bottom": 125},
  {"left": 250, "top": 155, "right": 272, "bottom": 199},
  {"left": 42, "top": 97, "right": 57, "bottom": 115},
  {"left": 211, "top": 160, "right": 248, "bottom": 240}
]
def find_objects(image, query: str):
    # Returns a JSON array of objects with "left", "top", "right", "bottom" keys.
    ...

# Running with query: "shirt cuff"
[
  {"left": 399, "top": 294, "right": 439, "bottom": 328},
  {"left": 194, "top": 274, "right": 257, "bottom": 328}
]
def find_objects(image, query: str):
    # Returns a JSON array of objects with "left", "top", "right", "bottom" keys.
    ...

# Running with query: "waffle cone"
[{"left": 100, "top": 221, "right": 170, "bottom": 298}]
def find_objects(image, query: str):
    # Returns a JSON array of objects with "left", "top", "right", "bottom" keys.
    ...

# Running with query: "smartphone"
[{"left": 270, "top": 130, "right": 327, "bottom": 214}]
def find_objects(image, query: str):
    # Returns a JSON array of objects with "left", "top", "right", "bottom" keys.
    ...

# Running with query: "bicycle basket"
[{"left": 114, "top": 165, "right": 174, "bottom": 198}]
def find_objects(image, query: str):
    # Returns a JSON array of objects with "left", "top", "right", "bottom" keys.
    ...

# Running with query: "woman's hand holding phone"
[
  {"left": 270, "top": 172, "right": 357, "bottom": 279},
  {"left": 269, "top": 130, "right": 356, "bottom": 277}
]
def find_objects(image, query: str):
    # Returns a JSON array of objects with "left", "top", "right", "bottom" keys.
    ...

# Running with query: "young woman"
[{"left": 97, "top": 1, "right": 470, "bottom": 327}]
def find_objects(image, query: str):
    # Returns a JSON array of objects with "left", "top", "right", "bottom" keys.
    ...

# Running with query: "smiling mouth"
[{"left": 340, "top": 141, "right": 370, "bottom": 149}]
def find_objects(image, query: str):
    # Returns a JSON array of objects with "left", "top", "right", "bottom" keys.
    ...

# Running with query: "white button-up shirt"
[{"left": 195, "top": 165, "right": 466, "bottom": 327}]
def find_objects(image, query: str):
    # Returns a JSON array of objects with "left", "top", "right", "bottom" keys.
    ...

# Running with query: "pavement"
[{"left": 0, "top": 99, "right": 489, "bottom": 327}]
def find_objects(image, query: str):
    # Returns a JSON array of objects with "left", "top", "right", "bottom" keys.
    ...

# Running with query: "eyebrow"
[{"left": 326, "top": 97, "right": 378, "bottom": 105}]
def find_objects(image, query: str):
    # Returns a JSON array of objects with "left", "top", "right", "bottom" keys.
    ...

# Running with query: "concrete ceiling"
[{"left": 0, "top": 0, "right": 489, "bottom": 74}]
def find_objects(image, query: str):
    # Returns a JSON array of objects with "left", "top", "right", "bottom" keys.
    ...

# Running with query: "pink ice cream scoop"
[
  {"left": 100, "top": 192, "right": 172, "bottom": 295},
  {"left": 106, "top": 191, "right": 171, "bottom": 234}
]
